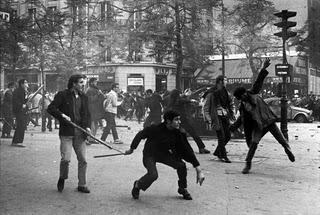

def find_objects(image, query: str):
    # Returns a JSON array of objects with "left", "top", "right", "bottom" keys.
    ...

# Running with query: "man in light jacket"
[{"left": 101, "top": 83, "right": 123, "bottom": 144}]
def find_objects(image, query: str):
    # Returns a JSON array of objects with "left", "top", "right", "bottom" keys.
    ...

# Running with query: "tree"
[
  {"left": 0, "top": 4, "right": 29, "bottom": 82},
  {"left": 293, "top": 19, "right": 320, "bottom": 68},
  {"left": 224, "top": 0, "right": 277, "bottom": 79},
  {"left": 122, "top": 0, "right": 220, "bottom": 90}
]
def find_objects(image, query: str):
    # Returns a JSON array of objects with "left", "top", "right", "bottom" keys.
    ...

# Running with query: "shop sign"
[
  {"left": 86, "top": 74, "right": 99, "bottom": 81},
  {"left": 155, "top": 68, "right": 169, "bottom": 76},
  {"left": 87, "top": 66, "right": 115, "bottom": 74},
  {"left": 0, "top": 11, "right": 10, "bottom": 22},
  {"left": 128, "top": 77, "right": 144, "bottom": 86},
  {"left": 227, "top": 78, "right": 252, "bottom": 84}
]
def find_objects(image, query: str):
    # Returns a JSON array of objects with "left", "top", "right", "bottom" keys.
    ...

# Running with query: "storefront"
[
  {"left": 85, "top": 65, "right": 115, "bottom": 91},
  {"left": 195, "top": 55, "right": 308, "bottom": 97},
  {"left": 84, "top": 63, "right": 176, "bottom": 93}
]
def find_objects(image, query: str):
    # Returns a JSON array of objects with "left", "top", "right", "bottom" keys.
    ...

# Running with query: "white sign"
[
  {"left": 0, "top": 11, "right": 10, "bottom": 22},
  {"left": 128, "top": 77, "right": 144, "bottom": 86}
]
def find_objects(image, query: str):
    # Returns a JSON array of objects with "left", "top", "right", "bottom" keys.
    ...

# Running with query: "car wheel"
[{"left": 294, "top": 114, "right": 306, "bottom": 123}]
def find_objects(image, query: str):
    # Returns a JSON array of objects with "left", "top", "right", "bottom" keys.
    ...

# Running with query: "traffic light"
[{"left": 274, "top": 10, "right": 297, "bottom": 41}]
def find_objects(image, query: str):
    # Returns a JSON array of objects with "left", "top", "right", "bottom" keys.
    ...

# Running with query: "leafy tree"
[
  {"left": 224, "top": 0, "right": 277, "bottom": 79},
  {"left": 0, "top": 4, "right": 29, "bottom": 81},
  {"left": 119, "top": 0, "right": 220, "bottom": 90},
  {"left": 293, "top": 19, "right": 320, "bottom": 68}
]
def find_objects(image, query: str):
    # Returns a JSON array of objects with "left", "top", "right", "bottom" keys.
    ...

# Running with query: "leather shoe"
[
  {"left": 131, "top": 180, "right": 140, "bottom": 199},
  {"left": 242, "top": 162, "right": 251, "bottom": 174},
  {"left": 199, "top": 148, "right": 210, "bottom": 154},
  {"left": 77, "top": 186, "right": 90, "bottom": 193},
  {"left": 285, "top": 148, "right": 295, "bottom": 162},
  {"left": 57, "top": 178, "right": 65, "bottom": 192},
  {"left": 178, "top": 188, "right": 192, "bottom": 200}
]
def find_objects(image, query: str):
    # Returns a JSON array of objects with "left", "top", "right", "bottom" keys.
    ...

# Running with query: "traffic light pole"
[
  {"left": 274, "top": 10, "right": 297, "bottom": 140},
  {"left": 281, "top": 40, "right": 288, "bottom": 140}
]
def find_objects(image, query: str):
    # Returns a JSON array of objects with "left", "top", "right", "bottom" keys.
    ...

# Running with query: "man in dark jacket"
[
  {"left": 1, "top": 82, "right": 15, "bottom": 138},
  {"left": 125, "top": 110, "right": 205, "bottom": 200},
  {"left": 168, "top": 89, "right": 210, "bottom": 154},
  {"left": 231, "top": 58, "right": 295, "bottom": 174},
  {"left": 85, "top": 78, "right": 104, "bottom": 143},
  {"left": 203, "top": 76, "right": 235, "bottom": 163},
  {"left": 12, "top": 79, "right": 29, "bottom": 147},
  {"left": 143, "top": 89, "right": 163, "bottom": 128},
  {"left": 47, "top": 74, "right": 91, "bottom": 193}
]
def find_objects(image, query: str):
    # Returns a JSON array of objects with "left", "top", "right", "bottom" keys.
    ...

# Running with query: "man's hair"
[
  {"left": 8, "top": 82, "right": 15, "bottom": 88},
  {"left": 233, "top": 87, "right": 247, "bottom": 100},
  {"left": 111, "top": 83, "right": 118, "bottom": 90},
  {"left": 216, "top": 75, "right": 226, "bottom": 84},
  {"left": 163, "top": 110, "right": 180, "bottom": 122},
  {"left": 146, "top": 89, "right": 153, "bottom": 94},
  {"left": 88, "top": 77, "right": 97, "bottom": 85},
  {"left": 18, "top": 79, "right": 27, "bottom": 87},
  {"left": 67, "top": 74, "right": 86, "bottom": 89}
]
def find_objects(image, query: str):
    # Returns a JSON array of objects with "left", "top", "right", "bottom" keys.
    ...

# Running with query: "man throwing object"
[{"left": 125, "top": 110, "right": 205, "bottom": 200}]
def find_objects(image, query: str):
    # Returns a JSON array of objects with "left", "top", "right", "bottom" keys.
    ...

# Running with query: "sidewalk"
[{"left": 0, "top": 120, "right": 319, "bottom": 215}]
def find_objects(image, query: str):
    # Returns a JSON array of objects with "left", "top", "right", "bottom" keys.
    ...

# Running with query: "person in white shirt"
[{"left": 101, "top": 83, "right": 123, "bottom": 144}]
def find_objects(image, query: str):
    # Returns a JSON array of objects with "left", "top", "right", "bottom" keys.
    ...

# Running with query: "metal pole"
[
  {"left": 280, "top": 39, "right": 288, "bottom": 140},
  {"left": 221, "top": 0, "right": 225, "bottom": 77}
]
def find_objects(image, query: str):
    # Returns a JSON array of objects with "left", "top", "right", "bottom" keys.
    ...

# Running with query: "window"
[
  {"left": 99, "top": 38, "right": 106, "bottom": 62},
  {"left": 106, "top": 1, "right": 112, "bottom": 22},
  {"left": 28, "top": 8, "right": 36, "bottom": 27},
  {"left": 106, "top": 45, "right": 111, "bottom": 61}
]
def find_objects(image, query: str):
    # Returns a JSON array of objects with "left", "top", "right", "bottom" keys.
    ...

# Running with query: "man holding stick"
[
  {"left": 125, "top": 110, "right": 205, "bottom": 200},
  {"left": 47, "top": 74, "right": 91, "bottom": 193}
]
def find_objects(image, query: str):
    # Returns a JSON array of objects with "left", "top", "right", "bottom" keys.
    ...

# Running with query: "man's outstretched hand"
[
  {"left": 195, "top": 166, "right": 205, "bottom": 186},
  {"left": 263, "top": 58, "right": 271, "bottom": 69}
]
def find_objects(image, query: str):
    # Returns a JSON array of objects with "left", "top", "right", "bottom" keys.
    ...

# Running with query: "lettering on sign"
[
  {"left": 128, "top": 77, "right": 144, "bottom": 86},
  {"left": 0, "top": 11, "right": 10, "bottom": 22},
  {"left": 155, "top": 68, "right": 169, "bottom": 76}
]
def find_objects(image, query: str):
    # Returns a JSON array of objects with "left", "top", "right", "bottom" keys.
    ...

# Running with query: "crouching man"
[{"left": 125, "top": 110, "right": 205, "bottom": 200}]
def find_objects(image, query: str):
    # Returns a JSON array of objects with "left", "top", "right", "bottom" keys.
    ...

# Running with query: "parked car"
[{"left": 264, "top": 97, "right": 314, "bottom": 123}]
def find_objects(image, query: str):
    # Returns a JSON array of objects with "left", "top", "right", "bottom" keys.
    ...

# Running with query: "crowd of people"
[{"left": 0, "top": 58, "right": 317, "bottom": 199}]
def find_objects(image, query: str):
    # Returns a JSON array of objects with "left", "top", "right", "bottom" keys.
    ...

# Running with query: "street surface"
[{"left": 1, "top": 120, "right": 320, "bottom": 215}]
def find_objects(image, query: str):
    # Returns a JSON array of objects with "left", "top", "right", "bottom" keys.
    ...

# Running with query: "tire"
[{"left": 294, "top": 114, "right": 307, "bottom": 123}]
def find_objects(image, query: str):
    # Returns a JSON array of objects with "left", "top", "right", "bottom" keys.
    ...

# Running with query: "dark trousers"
[
  {"left": 2, "top": 116, "right": 13, "bottom": 136},
  {"left": 245, "top": 123, "right": 291, "bottom": 163},
  {"left": 214, "top": 116, "right": 231, "bottom": 158},
  {"left": 101, "top": 112, "right": 119, "bottom": 141},
  {"left": 181, "top": 116, "right": 205, "bottom": 150},
  {"left": 45, "top": 111, "right": 52, "bottom": 130},
  {"left": 12, "top": 113, "right": 27, "bottom": 144},
  {"left": 138, "top": 154, "right": 187, "bottom": 191}
]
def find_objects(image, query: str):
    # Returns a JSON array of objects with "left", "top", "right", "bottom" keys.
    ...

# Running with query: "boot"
[
  {"left": 285, "top": 147, "right": 295, "bottom": 162},
  {"left": 242, "top": 162, "right": 251, "bottom": 174}
]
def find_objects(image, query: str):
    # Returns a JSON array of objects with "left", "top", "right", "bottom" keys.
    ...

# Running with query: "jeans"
[
  {"left": 213, "top": 116, "right": 231, "bottom": 158},
  {"left": 59, "top": 129, "right": 87, "bottom": 187},
  {"left": 245, "top": 122, "right": 291, "bottom": 162},
  {"left": 137, "top": 154, "right": 187, "bottom": 191},
  {"left": 101, "top": 112, "right": 119, "bottom": 141}
]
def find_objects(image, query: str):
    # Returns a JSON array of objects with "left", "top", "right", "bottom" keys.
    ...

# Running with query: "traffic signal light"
[{"left": 274, "top": 10, "right": 297, "bottom": 41}]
